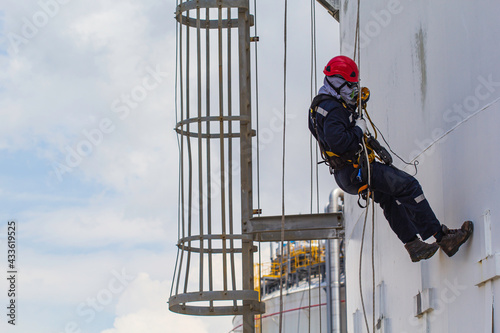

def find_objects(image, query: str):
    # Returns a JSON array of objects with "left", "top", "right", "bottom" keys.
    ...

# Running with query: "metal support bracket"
[{"left": 245, "top": 213, "right": 344, "bottom": 241}]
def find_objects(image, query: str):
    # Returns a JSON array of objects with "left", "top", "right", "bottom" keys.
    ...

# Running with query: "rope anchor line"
[{"left": 353, "top": 1, "right": 376, "bottom": 332}]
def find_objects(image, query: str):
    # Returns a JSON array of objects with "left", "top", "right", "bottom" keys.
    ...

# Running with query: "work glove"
[{"left": 355, "top": 118, "right": 367, "bottom": 134}]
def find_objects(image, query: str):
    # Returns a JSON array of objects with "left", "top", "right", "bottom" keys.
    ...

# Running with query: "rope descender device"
[
  {"left": 354, "top": 86, "right": 393, "bottom": 207},
  {"left": 358, "top": 86, "right": 370, "bottom": 107}
]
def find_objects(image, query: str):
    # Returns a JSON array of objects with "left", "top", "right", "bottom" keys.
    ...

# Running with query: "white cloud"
[
  {"left": 16, "top": 249, "right": 137, "bottom": 304},
  {"left": 22, "top": 205, "right": 174, "bottom": 249},
  {"left": 102, "top": 273, "right": 233, "bottom": 333},
  {"left": 0, "top": 1, "right": 341, "bottom": 332},
  {"left": 0, "top": 0, "right": 175, "bottom": 175}
]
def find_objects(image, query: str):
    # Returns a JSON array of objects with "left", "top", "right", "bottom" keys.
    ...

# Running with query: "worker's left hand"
[{"left": 355, "top": 118, "right": 367, "bottom": 133}]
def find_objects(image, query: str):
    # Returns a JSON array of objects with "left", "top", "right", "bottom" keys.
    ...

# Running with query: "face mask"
[
  {"left": 324, "top": 75, "right": 359, "bottom": 107},
  {"left": 340, "top": 83, "right": 359, "bottom": 106}
]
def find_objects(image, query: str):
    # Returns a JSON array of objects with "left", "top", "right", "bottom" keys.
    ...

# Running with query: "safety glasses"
[{"left": 345, "top": 80, "right": 359, "bottom": 89}]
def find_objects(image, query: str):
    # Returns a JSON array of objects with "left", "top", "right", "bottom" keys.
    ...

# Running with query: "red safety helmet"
[{"left": 323, "top": 56, "right": 359, "bottom": 82}]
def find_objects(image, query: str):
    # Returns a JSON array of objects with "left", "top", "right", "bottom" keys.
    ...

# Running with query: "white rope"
[
  {"left": 410, "top": 96, "right": 500, "bottom": 163},
  {"left": 353, "top": 0, "right": 376, "bottom": 332},
  {"left": 358, "top": 136, "right": 373, "bottom": 333},
  {"left": 279, "top": 1, "right": 288, "bottom": 332}
]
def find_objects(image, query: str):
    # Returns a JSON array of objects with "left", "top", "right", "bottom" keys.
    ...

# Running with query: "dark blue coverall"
[{"left": 309, "top": 96, "right": 441, "bottom": 243}]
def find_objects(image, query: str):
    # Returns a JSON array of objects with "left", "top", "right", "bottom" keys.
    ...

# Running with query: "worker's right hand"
[{"left": 355, "top": 118, "right": 367, "bottom": 133}]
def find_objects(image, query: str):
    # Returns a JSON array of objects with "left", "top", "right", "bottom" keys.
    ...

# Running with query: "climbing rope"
[
  {"left": 309, "top": 0, "right": 323, "bottom": 331},
  {"left": 310, "top": 0, "right": 320, "bottom": 215},
  {"left": 358, "top": 192, "right": 371, "bottom": 333},
  {"left": 410, "top": 95, "right": 500, "bottom": 163},
  {"left": 353, "top": 0, "right": 376, "bottom": 332},
  {"left": 306, "top": 1, "right": 320, "bottom": 330},
  {"left": 357, "top": 118, "right": 374, "bottom": 333},
  {"left": 278, "top": 0, "right": 288, "bottom": 332},
  {"left": 258, "top": 240, "right": 263, "bottom": 331},
  {"left": 307, "top": 240, "right": 312, "bottom": 333},
  {"left": 371, "top": 191, "right": 376, "bottom": 331}
]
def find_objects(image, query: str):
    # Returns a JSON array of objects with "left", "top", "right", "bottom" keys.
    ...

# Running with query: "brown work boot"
[
  {"left": 437, "top": 221, "right": 473, "bottom": 257},
  {"left": 404, "top": 238, "right": 439, "bottom": 262}
]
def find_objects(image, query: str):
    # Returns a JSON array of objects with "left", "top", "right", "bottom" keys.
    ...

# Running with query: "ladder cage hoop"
[
  {"left": 169, "top": 290, "right": 264, "bottom": 316},
  {"left": 171, "top": 0, "right": 263, "bottom": 322},
  {"left": 175, "top": 0, "right": 254, "bottom": 30},
  {"left": 176, "top": 233, "right": 253, "bottom": 254},
  {"left": 175, "top": 115, "right": 255, "bottom": 139}
]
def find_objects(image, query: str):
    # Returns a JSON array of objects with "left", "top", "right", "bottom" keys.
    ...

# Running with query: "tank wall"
[
  {"left": 340, "top": 1, "right": 500, "bottom": 332},
  {"left": 232, "top": 286, "right": 329, "bottom": 333}
]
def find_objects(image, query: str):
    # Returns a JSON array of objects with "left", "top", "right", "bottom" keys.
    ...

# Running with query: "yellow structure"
[{"left": 254, "top": 241, "right": 326, "bottom": 292}]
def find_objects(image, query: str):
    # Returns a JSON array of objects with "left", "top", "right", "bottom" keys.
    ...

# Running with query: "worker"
[{"left": 308, "top": 55, "right": 473, "bottom": 262}]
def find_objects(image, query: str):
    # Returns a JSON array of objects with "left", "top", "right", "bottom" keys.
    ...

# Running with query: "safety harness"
[
  {"left": 309, "top": 94, "right": 360, "bottom": 173},
  {"left": 309, "top": 91, "right": 393, "bottom": 207}
]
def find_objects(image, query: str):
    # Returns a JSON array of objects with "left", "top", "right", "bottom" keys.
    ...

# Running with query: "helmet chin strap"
[
  {"left": 325, "top": 77, "right": 358, "bottom": 113},
  {"left": 325, "top": 75, "right": 347, "bottom": 95}
]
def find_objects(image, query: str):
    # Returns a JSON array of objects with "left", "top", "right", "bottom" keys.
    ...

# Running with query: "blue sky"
[
  {"left": 0, "top": 12, "right": 7, "bottom": 55},
  {"left": 0, "top": 1, "right": 339, "bottom": 332}
]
